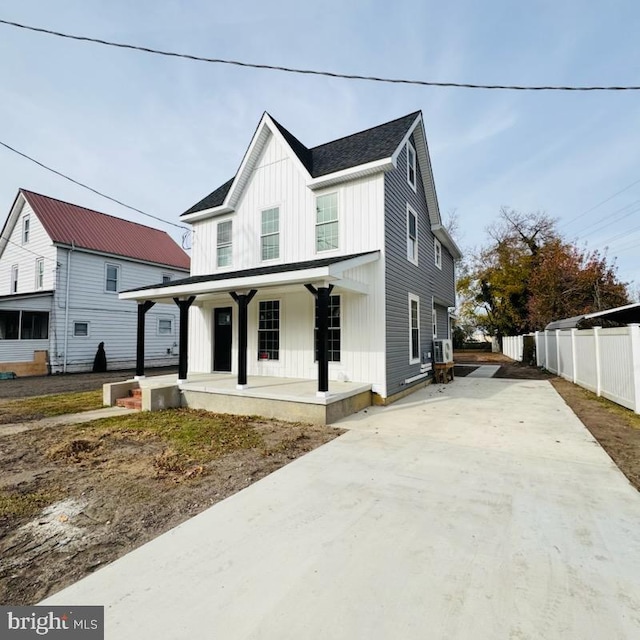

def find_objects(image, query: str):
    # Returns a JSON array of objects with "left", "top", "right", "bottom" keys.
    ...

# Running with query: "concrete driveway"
[{"left": 43, "top": 378, "right": 640, "bottom": 639}]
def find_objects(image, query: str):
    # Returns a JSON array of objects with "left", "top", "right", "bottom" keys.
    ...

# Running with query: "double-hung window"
[
  {"left": 315, "top": 295, "right": 341, "bottom": 362},
  {"left": 407, "top": 141, "right": 417, "bottom": 190},
  {"left": 434, "top": 237, "right": 442, "bottom": 269},
  {"left": 217, "top": 220, "right": 232, "bottom": 267},
  {"left": 158, "top": 318, "right": 173, "bottom": 335},
  {"left": 409, "top": 294, "right": 420, "bottom": 364},
  {"left": 261, "top": 207, "right": 280, "bottom": 260},
  {"left": 258, "top": 301, "right": 280, "bottom": 360},
  {"left": 11, "top": 265, "right": 18, "bottom": 293},
  {"left": 316, "top": 193, "right": 338, "bottom": 252},
  {"left": 105, "top": 264, "right": 119, "bottom": 292},
  {"left": 35, "top": 258, "right": 44, "bottom": 289},
  {"left": 407, "top": 206, "right": 418, "bottom": 264},
  {"left": 22, "top": 215, "right": 30, "bottom": 244},
  {"left": 432, "top": 298, "right": 438, "bottom": 338}
]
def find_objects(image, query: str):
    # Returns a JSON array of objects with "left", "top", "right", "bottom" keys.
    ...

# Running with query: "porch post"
[
  {"left": 305, "top": 283, "right": 334, "bottom": 396},
  {"left": 173, "top": 296, "right": 196, "bottom": 383},
  {"left": 230, "top": 289, "right": 257, "bottom": 389},
  {"left": 136, "top": 301, "right": 156, "bottom": 378}
]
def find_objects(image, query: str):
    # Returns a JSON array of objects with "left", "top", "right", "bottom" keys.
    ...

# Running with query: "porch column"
[
  {"left": 230, "top": 289, "right": 257, "bottom": 389},
  {"left": 135, "top": 301, "right": 156, "bottom": 378},
  {"left": 173, "top": 296, "right": 196, "bottom": 383},
  {"left": 305, "top": 283, "right": 333, "bottom": 396}
]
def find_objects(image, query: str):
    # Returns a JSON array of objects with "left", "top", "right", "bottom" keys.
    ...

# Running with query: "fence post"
[
  {"left": 594, "top": 326, "right": 601, "bottom": 397},
  {"left": 535, "top": 331, "right": 540, "bottom": 367},
  {"left": 544, "top": 330, "right": 549, "bottom": 369},
  {"left": 556, "top": 329, "right": 561, "bottom": 376},
  {"left": 628, "top": 324, "right": 640, "bottom": 414},
  {"left": 571, "top": 328, "right": 577, "bottom": 384}
]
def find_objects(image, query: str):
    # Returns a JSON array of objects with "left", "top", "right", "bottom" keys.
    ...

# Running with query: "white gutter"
[{"left": 63, "top": 242, "right": 74, "bottom": 373}]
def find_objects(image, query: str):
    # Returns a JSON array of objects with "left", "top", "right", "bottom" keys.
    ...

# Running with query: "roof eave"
[
  {"left": 307, "top": 158, "right": 394, "bottom": 190},
  {"left": 431, "top": 224, "right": 463, "bottom": 260},
  {"left": 181, "top": 205, "right": 234, "bottom": 223}
]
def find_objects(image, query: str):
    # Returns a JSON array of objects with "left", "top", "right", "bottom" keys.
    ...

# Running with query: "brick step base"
[{"left": 115, "top": 387, "right": 142, "bottom": 410}]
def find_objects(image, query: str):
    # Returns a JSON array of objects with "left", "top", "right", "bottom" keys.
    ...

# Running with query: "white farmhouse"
[{"left": 0, "top": 190, "right": 190, "bottom": 375}]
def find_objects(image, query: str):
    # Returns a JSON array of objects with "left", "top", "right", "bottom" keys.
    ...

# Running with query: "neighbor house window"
[
  {"left": 261, "top": 207, "right": 280, "bottom": 261},
  {"left": 21, "top": 311, "right": 49, "bottom": 339},
  {"left": 11, "top": 265, "right": 18, "bottom": 293},
  {"left": 409, "top": 294, "right": 420, "bottom": 364},
  {"left": 22, "top": 215, "right": 30, "bottom": 244},
  {"left": 407, "top": 141, "right": 417, "bottom": 190},
  {"left": 217, "top": 220, "right": 232, "bottom": 267},
  {"left": 105, "top": 264, "right": 119, "bottom": 292},
  {"left": 433, "top": 299, "right": 437, "bottom": 338},
  {"left": 316, "top": 193, "right": 338, "bottom": 252},
  {"left": 35, "top": 258, "right": 44, "bottom": 289},
  {"left": 0, "top": 310, "right": 19, "bottom": 339},
  {"left": 158, "top": 318, "right": 173, "bottom": 335},
  {"left": 407, "top": 206, "right": 418, "bottom": 264},
  {"left": 74, "top": 321, "right": 89, "bottom": 337},
  {"left": 162, "top": 273, "right": 172, "bottom": 284},
  {"left": 434, "top": 237, "right": 442, "bottom": 270},
  {"left": 258, "top": 300, "right": 280, "bottom": 360},
  {"left": 315, "top": 295, "right": 341, "bottom": 362}
]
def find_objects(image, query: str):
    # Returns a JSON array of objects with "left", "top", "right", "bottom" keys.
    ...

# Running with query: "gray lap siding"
[{"left": 384, "top": 139, "right": 446, "bottom": 397}]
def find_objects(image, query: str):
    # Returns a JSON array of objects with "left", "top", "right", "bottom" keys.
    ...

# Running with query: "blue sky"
[{"left": 1, "top": 1, "right": 639, "bottom": 296}]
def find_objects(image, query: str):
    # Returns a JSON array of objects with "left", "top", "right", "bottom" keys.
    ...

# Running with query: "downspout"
[{"left": 63, "top": 242, "right": 74, "bottom": 373}]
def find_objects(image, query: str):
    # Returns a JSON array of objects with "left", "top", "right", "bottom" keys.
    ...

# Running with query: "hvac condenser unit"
[{"left": 433, "top": 339, "right": 453, "bottom": 364}]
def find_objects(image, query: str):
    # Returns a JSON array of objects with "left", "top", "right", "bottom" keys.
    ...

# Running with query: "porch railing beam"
[
  {"left": 230, "top": 289, "right": 257, "bottom": 388},
  {"left": 135, "top": 300, "right": 156, "bottom": 378},
  {"left": 173, "top": 296, "right": 196, "bottom": 382}
]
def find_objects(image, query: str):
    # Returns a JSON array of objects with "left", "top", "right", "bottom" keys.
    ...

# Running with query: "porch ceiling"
[{"left": 120, "top": 251, "right": 379, "bottom": 304}]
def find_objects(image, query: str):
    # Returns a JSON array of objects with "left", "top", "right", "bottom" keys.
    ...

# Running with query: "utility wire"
[
  {"left": 0, "top": 233, "right": 57, "bottom": 262},
  {"left": 0, "top": 139, "right": 188, "bottom": 231},
  {"left": 2, "top": 17, "right": 640, "bottom": 92},
  {"left": 573, "top": 200, "right": 640, "bottom": 240}
]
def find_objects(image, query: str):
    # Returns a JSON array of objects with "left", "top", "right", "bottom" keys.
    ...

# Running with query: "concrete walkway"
[
  {"left": 43, "top": 378, "right": 640, "bottom": 639},
  {"left": 466, "top": 364, "right": 501, "bottom": 378}
]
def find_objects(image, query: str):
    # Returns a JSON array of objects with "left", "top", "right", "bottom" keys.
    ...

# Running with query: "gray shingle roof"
[{"left": 183, "top": 112, "right": 420, "bottom": 216}]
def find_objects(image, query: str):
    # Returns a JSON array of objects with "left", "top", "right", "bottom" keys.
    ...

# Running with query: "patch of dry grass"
[
  {"left": 0, "top": 391, "right": 103, "bottom": 424},
  {"left": 0, "top": 489, "right": 61, "bottom": 519}
]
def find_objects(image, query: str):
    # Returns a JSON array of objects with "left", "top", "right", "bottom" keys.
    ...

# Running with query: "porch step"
[{"left": 115, "top": 388, "right": 142, "bottom": 410}]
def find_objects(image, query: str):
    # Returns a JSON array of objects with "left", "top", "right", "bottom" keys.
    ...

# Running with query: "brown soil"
[{"left": 0, "top": 412, "right": 343, "bottom": 605}]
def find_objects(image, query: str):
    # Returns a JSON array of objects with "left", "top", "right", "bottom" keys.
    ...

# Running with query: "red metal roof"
[{"left": 21, "top": 190, "right": 190, "bottom": 270}]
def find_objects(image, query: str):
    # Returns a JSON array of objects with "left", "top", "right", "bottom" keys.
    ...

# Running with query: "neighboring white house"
[
  {"left": 121, "top": 111, "right": 461, "bottom": 402},
  {"left": 0, "top": 189, "right": 190, "bottom": 374}
]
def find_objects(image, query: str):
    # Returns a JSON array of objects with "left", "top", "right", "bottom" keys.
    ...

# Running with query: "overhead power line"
[
  {"left": 2, "top": 17, "right": 640, "bottom": 92},
  {"left": 0, "top": 138, "right": 188, "bottom": 231}
]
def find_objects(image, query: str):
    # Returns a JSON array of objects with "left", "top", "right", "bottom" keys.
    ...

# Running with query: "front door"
[{"left": 213, "top": 307, "right": 232, "bottom": 372}]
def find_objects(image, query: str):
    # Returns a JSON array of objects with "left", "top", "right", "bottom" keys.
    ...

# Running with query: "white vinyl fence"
[{"left": 503, "top": 325, "right": 640, "bottom": 414}]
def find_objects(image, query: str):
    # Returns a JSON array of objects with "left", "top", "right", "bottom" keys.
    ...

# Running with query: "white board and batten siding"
[
  {"left": 52, "top": 249, "right": 186, "bottom": 372},
  {"left": 188, "top": 130, "right": 388, "bottom": 392}
]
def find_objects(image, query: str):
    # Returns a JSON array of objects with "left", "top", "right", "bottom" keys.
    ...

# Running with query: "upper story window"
[
  {"left": 407, "top": 205, "right": 418, "bottom": 264},
  {"left": 217, "top": 220, "right": 232, "bottom": 267},
  {"left": 22, "top": 215, "right": 30, "bottom": 244},
  {"left": 407, "top": 141, "right": 417, "bottom": 190},
  {"left": 409, "top": 294, "right": 420, "bottom": 364},
  {"left": 261, "top": 207, "right": 280, "bottom": 261},
  {"left": 316, "top": 193, "right": 338, "bottom": 252},
  {"left": 434, "top": 237, "right": 442, "bottom": 270},
  {"left": 11, "top": 265, "right": 18, "bottom": 294},
  {"left": 105, "top": 264, "right": 120, "bottom": 293},
  {"left": 35, "top": 258, "right": 44, "bottom": 289}
]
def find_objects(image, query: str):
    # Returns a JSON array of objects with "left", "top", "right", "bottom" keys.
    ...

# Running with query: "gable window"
[
  {"left": 158, "top": 318, "right": 173, "bottom": 335},
  {"left": 217, "top": 220, "right": 232, "bottom": 267},
  {"left": 11, "top": 265, "right": 18, "bottom": 293},
  {"left": 105, "top": 264, "right": 120, "bottom": 292},
  {"left": 315, "top": 295, "right": 341, "bottom": 362},
  {"left": 261, "top": 207, "right": 280, "bottom": 261},
  {"left": 432, "top": 299, "right": 437, "bottom": 338},
  {"left": 316, "top": 193, "right": 338, "bottom": 252},
  {"left": 35, "top": 258, "right": 44, "bottom": 289},
  {"left": 162, "top": 274, "right": 172, "bottom": 284},
  {"left": 407, "top": 141, "right": 417, "bottom": 190},
  {"left": 22, "top": 215, "right": 30, "bottom": 244},
  {"left": 258, "top": 300, "right": 280, "bottom": 360},
  {"left": 434, "top": 237, "right": 442, "bottom": 270},
  {"left": 407, "top": 206, "right": 418, "bottom": 264},
  {"left": 74, "top": 321, "right": 89, "bottom": 337},
  {"left": 409, "top": 294, "right": 420, "bottom": 364}
]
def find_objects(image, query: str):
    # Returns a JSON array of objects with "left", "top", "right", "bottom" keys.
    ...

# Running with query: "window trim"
[
  {"left": 10, "top": 264, "right": 18, "bottom": 294},
  {"left": 409, "top": 293, "right": 420, "bottom": 365},
  {"left": 257, "top": 299, "right": 281, "bottom": 362},
  {"left": 73, "top": 321, "right": 90, "bottom": 338},
  {"left": 216, "top": 218, "right": 233, "bottom": 268},
  {"left": 407, "top": 205, "right": 418, "bottom": 265},
  {"left": 315, "top": 192, "right": 339, "bottom": 254},
  {"left": 35, "top": 258, "right": 44, "bottom": 290},
  {"left": 260, "top": 206, "right": 280, "bottom": 262},
  {"left": 22, "top": 215, "right": 30, "bottom": 244},
  {"left": 407, "top": 141, "right": 417, "bottom": 191},
  {"left": 434, "top": 237, "right": 442, "bottom": 270},
  {"left": 157, "top": 317, "right": 174, "bottom": 336},
  {"left": 105, "top": 263, "right": 120, "bottom": 293}
]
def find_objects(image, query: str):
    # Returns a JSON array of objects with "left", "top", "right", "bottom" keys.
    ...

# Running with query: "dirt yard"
[{"left": 0, "top": 408, "right": 343, "bottom": 605}]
